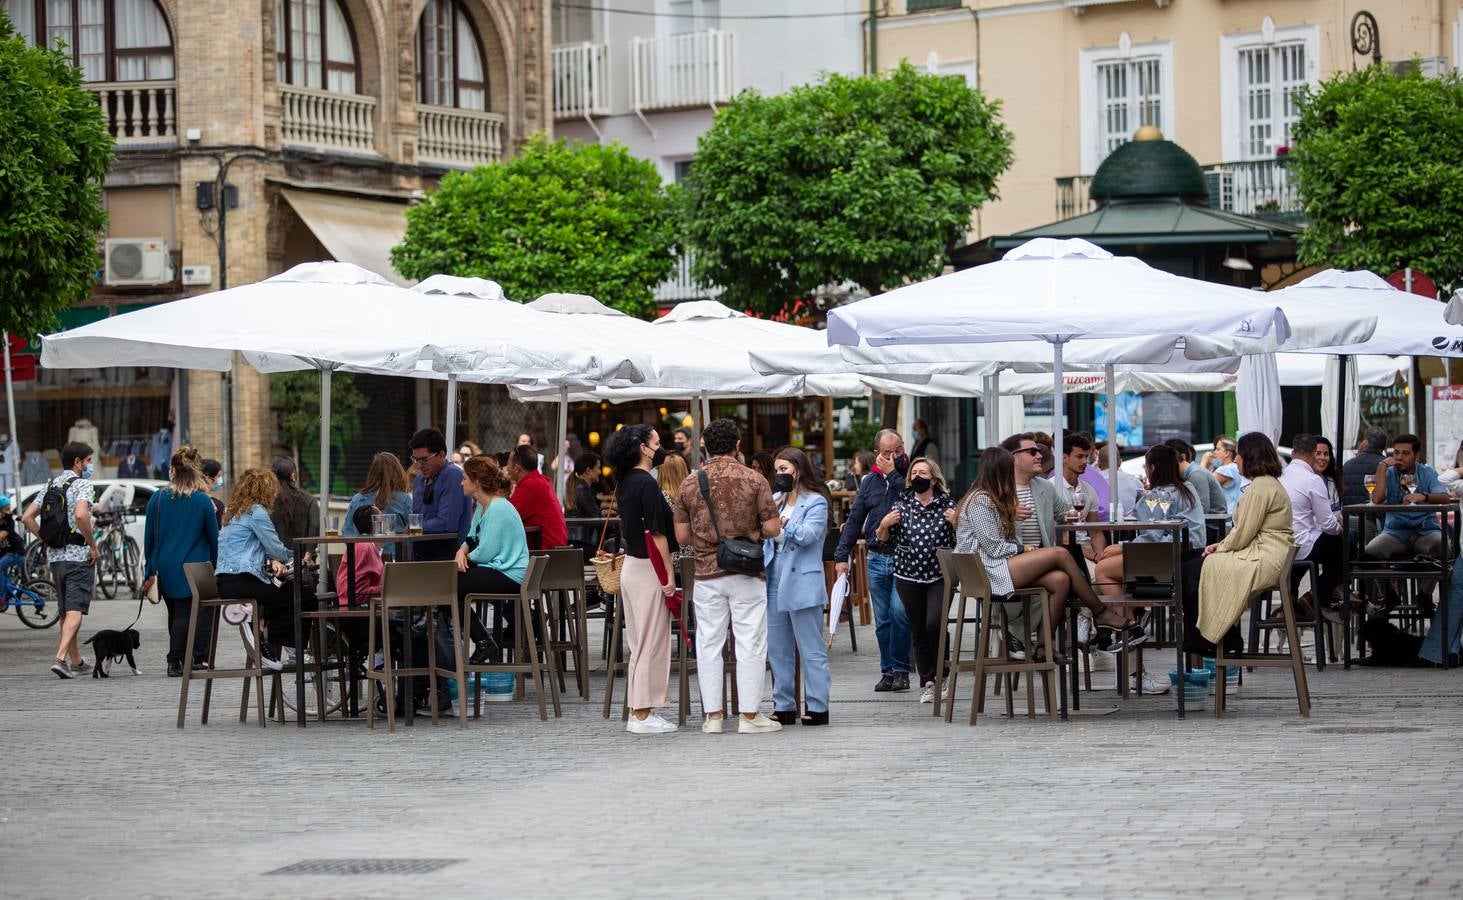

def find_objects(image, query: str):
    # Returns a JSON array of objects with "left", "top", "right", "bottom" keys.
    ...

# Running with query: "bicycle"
[
  {"left": 0, "top": 560, "right": 61, "bottom": 628},
  {"left": 94, "top": 510, "right": 140, "bottom": 599}
]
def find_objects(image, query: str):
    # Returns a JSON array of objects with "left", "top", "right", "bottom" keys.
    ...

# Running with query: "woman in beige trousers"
[{"left": 605, "top": 424, "right": 678, "bottom": 735}]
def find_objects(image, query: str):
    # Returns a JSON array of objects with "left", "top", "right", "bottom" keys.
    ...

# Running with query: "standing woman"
[
  {"left": 454, "top": 455, "right": 529, "bottom": 665},
  {"left": 216, "top": 468, "right": 315, "bottom": 670},
  {"left": 764, "top": 447, "right": 832, "bottom": 726},
  {"left": 878, "top": 457, "right": 957, "bottom": 704},
  {"left": 141, "top": 447, "right": 220, "bottom": 677},
  {"left": 344, "top": 452, "right": 414, "bottom": 536},
  {"left": 604, "top": 424, "right": 678, "bottom": 735}
]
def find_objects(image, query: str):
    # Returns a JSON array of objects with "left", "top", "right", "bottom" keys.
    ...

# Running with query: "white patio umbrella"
[{"left": 818, "top": 238, "right": 1295, "bottom": 515}]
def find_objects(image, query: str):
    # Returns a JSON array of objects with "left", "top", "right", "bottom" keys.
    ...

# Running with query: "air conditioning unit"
[
  {"left": 1203, "top": 168, "right": 1234, "bottom": 212},
  {"left": 1391, "top": 56, "right": 1448, "bottom": 78},
  {"left": 104, "top": 238, "right": 173, "bottom": 286}
]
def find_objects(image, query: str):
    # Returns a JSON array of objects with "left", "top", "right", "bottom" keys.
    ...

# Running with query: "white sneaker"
[
  {"left": 626, "top": 713, "right": 677, "bottom": 735},
  {"left": 1131, "top": 673, "right": 1170, "bottom": 695},
  {"left": 737, "top": 713, "right": 783, "bottom": 734},
  {"left": 1076, "top": 614, "right": 1094, "bottom": 648},
  {"left": 702, "top": 715, "right": 724, "bottom": 734},
  {"left": 919, "top": 682, "right": 936, "bottom": 704}
]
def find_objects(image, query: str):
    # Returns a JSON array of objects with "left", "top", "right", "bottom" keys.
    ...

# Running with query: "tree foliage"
[
  {"left": 1290, "top": 65, "right": 1463, "bottom": 289},
  {"left": 0, "top": 11, "right": 113, "bottom": 337},
  {"left": 392, "top": 135, "right": 678, "bottom": 317},
  {"left": 270, "top": 370, "right": 368, "bottom": 472},
  {"left": 681, "top": 62, "right": 1014, "bottom": 316}
]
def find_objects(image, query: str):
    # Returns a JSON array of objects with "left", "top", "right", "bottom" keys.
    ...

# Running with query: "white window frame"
[
  {"left": 1219, "top": 20, "right": 1319, "bottom": 163},
  {"left": 1078, "top": 35, "right": 1174, "bottom": 175},
  {"left": 1454, "top": 6, "right": 1462, "bottom": 74},
  {"left": 922, "top": 50, "right": 977, "bottom": 89}
]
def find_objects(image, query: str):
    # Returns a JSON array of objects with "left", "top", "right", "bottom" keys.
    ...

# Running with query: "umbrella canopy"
[{"left": 1282, "top": 269, "right": 1459, "bottom": 356}]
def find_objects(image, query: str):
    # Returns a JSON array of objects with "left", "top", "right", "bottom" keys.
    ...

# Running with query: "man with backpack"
[{"left": 21, "top": 442, "right": 99, "bottom": 678}]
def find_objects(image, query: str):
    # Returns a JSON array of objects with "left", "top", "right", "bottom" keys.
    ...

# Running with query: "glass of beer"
[
  {"left": 407, "top": 513, "right": 423, "bottom": 535},
  {"left": 325, "top": 515, "right": 340, "bottom": 537}
]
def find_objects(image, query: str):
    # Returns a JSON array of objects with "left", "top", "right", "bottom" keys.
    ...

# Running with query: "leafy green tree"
[
  {"left": 269, "top": 370, "right": 368, "bottom": 490},
  {"left": 392, "top": 135, "right": 678, "bottom": 317},
  {"left": 1290, "top": 66, "right": 1463, "bottom": 289},
  {"left": 0, "top": 11, "right": 113, "bottom": 337},
  {"left": 681, "top": 62, "right": 1014, "bottom": 316}
]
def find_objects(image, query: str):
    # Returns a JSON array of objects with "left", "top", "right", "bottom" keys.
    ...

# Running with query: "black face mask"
[
  {"left": 894, "top": 453, "right": 911, "bottom": 475},
  {"left": 651, "top": 445, "right": 667, "bottom": 467},
  {"left": 909, "top": 475, "right": 932, "bottom": 494},
  {"left": 772, "top": 473, "right": 795, "bottom": 494}
]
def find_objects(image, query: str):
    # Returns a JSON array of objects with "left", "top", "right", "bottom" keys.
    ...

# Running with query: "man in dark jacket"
[
  {"left": 1342, "top": 426, "right": 1389, "bottom": 507},
  {"left": 833, "top": 428, "right": 911, "bottom": 692}
]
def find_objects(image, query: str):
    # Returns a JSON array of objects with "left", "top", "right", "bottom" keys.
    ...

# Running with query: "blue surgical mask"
[
  {"left": 214, "top": 477, "right": 224, "bottom": 491},
  {"left": 81, "top": 464, "right": 94, "bottom": 480}
]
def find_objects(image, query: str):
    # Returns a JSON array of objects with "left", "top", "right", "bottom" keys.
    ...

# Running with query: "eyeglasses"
[
  {"left": 411, "top": 453, "right": 436, "bottom": 465},
  {"left": 1014, "top": 447, "right": 1043, "bottom": 457}
]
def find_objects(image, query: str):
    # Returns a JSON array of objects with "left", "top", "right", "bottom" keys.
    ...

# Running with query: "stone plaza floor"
[{"left": 3, "top": 594, "right": 1462, "bottom": 899}]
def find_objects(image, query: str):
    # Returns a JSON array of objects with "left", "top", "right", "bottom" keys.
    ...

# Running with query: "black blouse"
[{"left": 616, "top": 469, "right": 678, "bottom": 559}]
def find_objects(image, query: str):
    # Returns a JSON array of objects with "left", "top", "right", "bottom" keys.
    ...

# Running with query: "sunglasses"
[{"left": 1015, "top": 447, "right": 1043, "bottom": 457}]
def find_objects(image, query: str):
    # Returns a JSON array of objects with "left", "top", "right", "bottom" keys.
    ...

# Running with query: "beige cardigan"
[{"left": 1197, "top": 475, "right": 1294, "bottom": 643}]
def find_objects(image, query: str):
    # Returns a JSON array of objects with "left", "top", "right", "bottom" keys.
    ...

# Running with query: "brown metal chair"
[
  {"left": 364, "top": 560, "right": 467, "bottom": 731},
  {"left": 177, "top": 562, "right": 271, "bottom": 728},
  {"left": 536, "top": 548, "right": 591, "bottom": 699},
  {"left": 1215, "top": 547, "right": 1310, "bottom": 718},
  {"left": 941, "top": 552, "right": 1058, "bottom": 724},
  {"left": 461, "top": 555, "right": 560, "bottom": 721},
  {"left": 1101, "top": 542, "right": 1178, "bottom": 698}
]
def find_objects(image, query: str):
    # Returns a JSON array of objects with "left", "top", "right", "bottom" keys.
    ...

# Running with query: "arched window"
[
  {"left": 275, "top": 0, "right": 359, "bottom": 94},
  {"left": 2, "top": 0, "right": 174, "bottom": 82},
  {"left": 416, "top": 0, "right": 486, "bottom": 110}
]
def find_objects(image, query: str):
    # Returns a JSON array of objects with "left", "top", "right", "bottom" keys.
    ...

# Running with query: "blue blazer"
[{"left": 763, "top": 492, "right": 829, "bottom": 614}]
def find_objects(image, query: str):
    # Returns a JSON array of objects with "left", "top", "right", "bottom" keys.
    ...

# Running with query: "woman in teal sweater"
[
  {"left": 455, "top": 454, "right": 530, "bottom": 665},
  {"left": 141, "top": 447, "right": 220, "bottom": 677}
]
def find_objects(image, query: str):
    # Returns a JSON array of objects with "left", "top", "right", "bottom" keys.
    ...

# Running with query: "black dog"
[{"left": 84, "top": 628, "right": 142, "bottom": 677}]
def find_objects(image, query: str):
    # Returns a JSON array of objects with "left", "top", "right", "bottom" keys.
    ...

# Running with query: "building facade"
[{"left": 5, "top": 0, "right": 551, "bottom": 485}]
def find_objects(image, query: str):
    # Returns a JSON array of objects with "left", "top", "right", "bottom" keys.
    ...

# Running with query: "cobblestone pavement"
[{"left": 3, "top": 596, "right": 1462, "bottom": 899}]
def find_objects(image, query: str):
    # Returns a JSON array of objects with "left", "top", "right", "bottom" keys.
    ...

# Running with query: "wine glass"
[
  {"left": 1400, "top": 471, "right": 1417, "bottom": 501},
  {"left": 1072, "top": 489, "right": 1087, "bottom": 519},
  {"left": 1143, "top": 490, "right": 1161, "bottom": 515},
  {"left": 1157, "top": 487, "right": 1173, "bottom": 519},
  {"left": 1363, "top": 474, "right": 1377, "bottom": 499}
]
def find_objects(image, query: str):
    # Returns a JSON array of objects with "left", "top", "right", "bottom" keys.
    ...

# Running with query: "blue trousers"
[
  {"left": 1420, "top": 559, "right": 1463, "bottom": 664},
  {"left": 768, "top": 604, "right": 830, "bottom": 714},
  {"left": 867, "top": 552, "right": 910, "bottom": 675}
]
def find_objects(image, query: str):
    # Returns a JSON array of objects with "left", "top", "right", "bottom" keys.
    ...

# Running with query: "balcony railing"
[
  {"left": 553, "top": 42, "right": 610, "bottom": 121},
  {"left": 280, "top": 85, "right": 376, "bottom": 153},
  {"left": 1054, "top": 157, "right": 1301, "bottom": 219},
  {"left": 417, "top": 105, "right": 505, "bottom": 168},
  {"left": 88, "top": 81, "right": 177, "bottom": 145},
  {"left": 630, "top": 30, "right": 737, "bottom": 113},
  {"left": 655, "top": 253, "right": 721, "bottom": 305}
]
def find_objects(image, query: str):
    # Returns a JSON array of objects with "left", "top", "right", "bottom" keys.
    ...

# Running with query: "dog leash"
[{"left": 120, "top": 586, "right": 147, "bottom": 632}]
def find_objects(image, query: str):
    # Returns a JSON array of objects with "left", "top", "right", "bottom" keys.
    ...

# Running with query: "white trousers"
[{"left": 693, "top": 574, "right": 768, "bottom": 716}]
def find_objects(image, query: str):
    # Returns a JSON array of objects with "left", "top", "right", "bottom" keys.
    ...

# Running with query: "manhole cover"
[
  {"left": 266, "top": 859, "right": 463, "bottom": 876},
  {"left": 1308, "top": 726, "right": 1427, "bottom": 735}
]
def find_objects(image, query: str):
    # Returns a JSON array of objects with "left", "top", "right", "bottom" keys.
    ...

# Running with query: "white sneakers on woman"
[{"left": 626, "top": 713, "right": 677, "bottom": 735}]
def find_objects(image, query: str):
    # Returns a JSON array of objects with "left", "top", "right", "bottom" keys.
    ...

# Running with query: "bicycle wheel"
[
  {"left": 122, "top": 537, "right": 141, "bottom": 594},
  {"left": 97, "top": 546, "right": 118, "bottom": 600},
  {"left": 15, "top": 579, "right": 60, "bottom": 629},
  {"left": 23, "top": 542, "right": 48, "bottom": 583}
]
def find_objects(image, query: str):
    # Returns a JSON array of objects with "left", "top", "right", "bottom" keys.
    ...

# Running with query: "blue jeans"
[
  {"left": 1419, "top": 561, "right": 1463, "bottom": 664},
  {"left": 867, "top": 552, "right": 910, "bottom": 675},
  {"left": 0, "top": 551, "right": 24, "bottom": 579}
]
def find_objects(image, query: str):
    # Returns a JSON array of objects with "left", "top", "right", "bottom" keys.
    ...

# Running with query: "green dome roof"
[{"left": 1089, "top": 138, "right": 1209, "bottom": 204}]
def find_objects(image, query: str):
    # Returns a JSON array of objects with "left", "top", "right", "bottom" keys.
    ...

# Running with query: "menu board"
[
  {"left": 1431, "top": 385, "right": 1463, "bottom": 466},
  {"left": 1143, "top": 392, "right": 1193, "bottom": 444}
]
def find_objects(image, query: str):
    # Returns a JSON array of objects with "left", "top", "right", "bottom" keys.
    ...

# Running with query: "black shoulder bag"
[{"left": 697, "top": 469, "right": 765, "bottom": 577}]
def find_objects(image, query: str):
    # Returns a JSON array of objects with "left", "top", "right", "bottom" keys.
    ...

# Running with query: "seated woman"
[
  {"left": 1093, "top": 443, "right": 1205, "bottom": 595},
  {"left": 344, "top": 452, "right": 414, "bottom": 539},
  {"left": 335, "top": 505, "right": 384, "bottom": 607},
  {"left": 455, "top": 455, "right": 530, "bottom": 665},
  {"left": 215, "top": 467, "right": 317, "bottom": 670},
  {"left": 955, "top": 447, "right": 1143, "bottom": 659},
  {"left": 1182, "top": 432, "right": 1294, "bottom": 656}
]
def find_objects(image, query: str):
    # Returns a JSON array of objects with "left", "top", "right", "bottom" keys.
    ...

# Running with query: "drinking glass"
[
  {"left": 1363, "top": 474, "right": 1377, "bottom": 499},
  {"left": 371, "top": 513, "right": 387, "bottom": 536},
  {"left": 407, "top": 513, "right": 423, "bottom": 535},
  {"left": 1157, "top": 488, "right": 1173, "bottom": 519},
  {"left": 1072, "top": 490, "right": 1087, "bottom": 518},
  {"left": 1400, "top": 472, "right": 1417, "bottom": 500},
  {"left": 1143, "top": 490, "right": 1161, "bottom": 514},
  {"left": 325, "top": 515, "right": 340, "bottom": 537}
]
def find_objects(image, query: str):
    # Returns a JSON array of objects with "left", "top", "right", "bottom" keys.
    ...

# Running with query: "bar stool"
[
  {"left": 1249, "top": 558, "right": 1336, "bottom": 670},
  {"left": 177, "top": 562, "right": 269, "bottom": 728},
  {"left": 461, "top": 556, "right": 560, "bottom": 721},
  {"left": 364, "top": 560, "right": 467, "bottom": 731},
  {"left": 1215, "top": 547, "right": 1310, "bottom": 718},
  {"left": 537, "top": 548, "right": 591, "bottom": 699}
]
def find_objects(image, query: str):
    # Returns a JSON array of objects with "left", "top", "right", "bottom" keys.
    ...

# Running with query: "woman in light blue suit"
[{"left": 764, "top": 447, "right": 832, "bottom": 726}]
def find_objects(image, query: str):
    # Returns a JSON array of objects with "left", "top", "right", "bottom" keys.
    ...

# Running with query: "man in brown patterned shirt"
[{"left": 674, "top": 418, "right": 783, "bottom": 735}]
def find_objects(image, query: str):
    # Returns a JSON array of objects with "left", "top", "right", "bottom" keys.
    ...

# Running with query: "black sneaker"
[
  {"left": 166, "top": 661, "right": 183, "bottom": 678},
  {"left": 1005, "top": 630, "right": 1027, "bottom": 660},
  {"left": 891, "top": 673, "right": 911, "bottom": 692},
  {"left": 469, "top": 637, "right": 501, "bottom": 666},
  {"left": 258, "top": 641, "right": 284, "bottom": 672},
  {"left": 874, "top": 674, "right": 895, "bottom": 692}
]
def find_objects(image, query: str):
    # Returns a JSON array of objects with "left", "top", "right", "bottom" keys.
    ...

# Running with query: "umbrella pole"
[
  {"left": 983, "top": 373, "right": 999, "bottom": 446},
  {"left": 1105, "top": 363, "right": 1118, "bottom": 522},
  {"left": 2, "top": 332, "right": 19, "bottom": 498},
  {"left": 690, "top": 392, "right": 705, "bottom": 469},
  {"left": 556, "top": 386, "right": 569, "bottom": 502},
  {"left": 1335, "top": 355, "right": 1348, "bottom": 457},
  {"left": 1051, "top": 341, "right": 1066, "bottom": 486},
  {"left": 319, "top": 367, "right": 331, "bottom": 539},
  {"left": 444, "top": 373, "right": 459, "bottom": 456}
]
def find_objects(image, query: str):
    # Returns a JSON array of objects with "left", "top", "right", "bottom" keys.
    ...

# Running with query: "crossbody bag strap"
[{"left": 697, "top": 469, "right": 724, "bottom": 542}]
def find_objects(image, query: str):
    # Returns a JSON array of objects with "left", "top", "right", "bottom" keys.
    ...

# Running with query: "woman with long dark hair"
[
  {"left": 344, "top": 452, "right": 413, "bottom": 536},
  {"left": 1312, "top": 436, "right": 1344, "bottom": 508},
  {"left": 141, "top": 446, "right": 219, "bottom": 676},
  {"left": 956, "top": 447, "right": 1140, "bottom": 659},
  {"left": 603, "top": 424, "right": 678, "bottom": 735},
  {"left": 1093, "top": 444, "right": 1203, "bottom": 595},
  {"left": 764, "top": 447, "right": 832, "bottom": 725},
  {"left": 269, "top": 457, "right": 320, "bottom": 552}
]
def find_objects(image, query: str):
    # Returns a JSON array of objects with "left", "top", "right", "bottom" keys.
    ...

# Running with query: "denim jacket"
[{"left": 216, "top": 504, "right": 292, "bottom": 582}]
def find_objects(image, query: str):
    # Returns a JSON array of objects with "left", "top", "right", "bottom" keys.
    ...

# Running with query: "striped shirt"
[{"left": 1015, "top": 484, "right": 1041, "bottom": 548}]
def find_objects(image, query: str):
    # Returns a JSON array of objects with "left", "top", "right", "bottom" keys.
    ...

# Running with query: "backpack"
[{"left": 37, "top": 474, "right": 78, "bottom": 550}]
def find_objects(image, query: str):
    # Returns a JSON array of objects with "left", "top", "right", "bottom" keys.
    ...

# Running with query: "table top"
[
  {"left": 1057, "top": 519, "right": 1185, "bottom": 534},
  {"left": 1204, "top": 513, "right": 1232, "bottom": 522},
  {"left": 1341, "top": 503, "right": 1457, "bottom": 514},
  {"left": 291, "top": 532, "right": 458, "bottom": 546}
]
